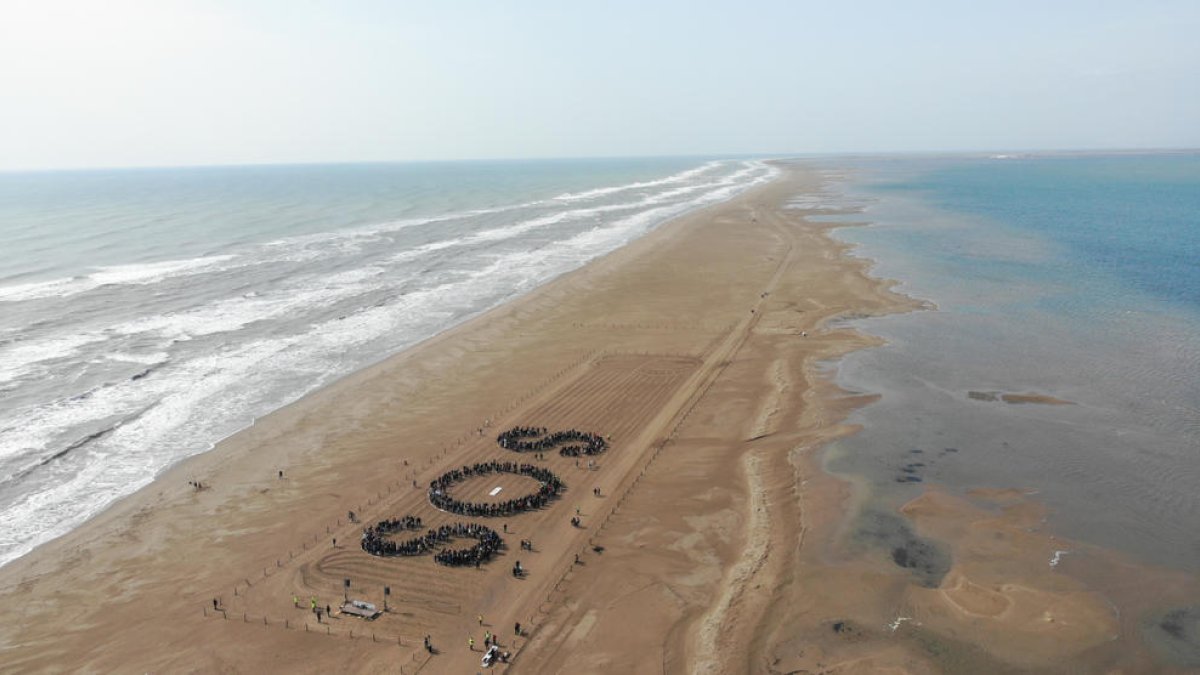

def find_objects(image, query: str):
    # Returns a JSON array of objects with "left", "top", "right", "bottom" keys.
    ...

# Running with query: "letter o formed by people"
[{"left": 427, "top": 460, "right": 564, "bottom": 517}]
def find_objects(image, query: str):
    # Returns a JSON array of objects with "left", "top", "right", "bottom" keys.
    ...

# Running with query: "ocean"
[
  {"left": 809, "top": 153, "right": 1200, "bottom": 573},
  {"left": 0, "top": 157, "right": 777, "bottom": 568}
]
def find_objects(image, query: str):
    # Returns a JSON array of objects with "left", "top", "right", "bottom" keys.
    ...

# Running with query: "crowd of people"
[
  {"left": 433, "top": 523, "right": 503, "bottom": 567},
  {"left": 428, "top": 460, "right": 564, "bottom": 517},
  {"left": 366, "top": 514, "right": 421, "bottom": 535},
  {"left": 353, "top": 425, "right": 607, "bottom": 576},
  {"left": 496, "top": 426, "right": 608, "bottom": 457},
  {"left": 360, "top": 517, "right": 503, "bottom": 567}
]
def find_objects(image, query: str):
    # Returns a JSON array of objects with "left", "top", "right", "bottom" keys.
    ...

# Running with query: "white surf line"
[{"left": 488, "top": 486, "right": 503, "bottom": 496}]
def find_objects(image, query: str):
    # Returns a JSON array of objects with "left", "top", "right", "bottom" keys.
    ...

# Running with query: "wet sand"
[{"left": 0, "top": 164, "right": 1195, "bottom": 673}]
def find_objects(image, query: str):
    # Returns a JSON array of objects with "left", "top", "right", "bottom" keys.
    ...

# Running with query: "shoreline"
[{"left": 0, "top": 163, "right": 775, "bottom": 572}]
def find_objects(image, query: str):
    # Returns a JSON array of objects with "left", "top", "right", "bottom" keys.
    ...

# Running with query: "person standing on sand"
[
  {"left": 292, "top": 595, "right": 298, "bottom": 608},
  {"left": 469, "top": 636, "right": 476, "bottom": 651},
  {"left": 478, "top": 614, "right": 484, "bottom": 625}
]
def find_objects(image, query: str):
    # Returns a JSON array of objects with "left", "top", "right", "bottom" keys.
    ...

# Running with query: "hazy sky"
[{"left": 1, "top": 0, "right": 1197, "bottom": 169}]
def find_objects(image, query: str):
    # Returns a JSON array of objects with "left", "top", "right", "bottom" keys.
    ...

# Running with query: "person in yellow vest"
[{"left": 292, "top": 595, "right": 299, "bottom": 608}]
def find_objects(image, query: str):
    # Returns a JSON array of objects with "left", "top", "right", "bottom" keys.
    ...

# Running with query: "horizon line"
[{"left": 3, "top": 146, "right": 1198, "bottom": 174}]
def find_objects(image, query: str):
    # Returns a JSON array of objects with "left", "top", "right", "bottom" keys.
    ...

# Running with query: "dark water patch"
[
  {"left": 890, "top": 446, "right": 955, "bottom": 484},
  {"left": 854, "top": 510, "right": 950, "bottom": 587},
  {"left": 829, "top": 620, "right": 866, "bottom": 641},
  {"left": 969, "top": 390, "right": 1075, "bottom": 406},
  {"left": 1142, "top": 606, "right": 1200, "bottom": 667},
  {"left": 1000, "top": 392, "right": 1074, "bottom": 406}
]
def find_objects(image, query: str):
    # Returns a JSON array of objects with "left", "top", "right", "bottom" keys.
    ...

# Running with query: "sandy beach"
[{"left": 0, "top": 164, "right": 1189, "bottom": 674}]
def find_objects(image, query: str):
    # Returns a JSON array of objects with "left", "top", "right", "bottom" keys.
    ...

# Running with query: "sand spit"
[{"left": 0, "top": 164, "right": 1195, "bottom": 674}]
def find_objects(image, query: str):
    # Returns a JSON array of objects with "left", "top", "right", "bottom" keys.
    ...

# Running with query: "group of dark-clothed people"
[
  {"left": 428, "top": 460, "right": 564, "bottom": 517},
  {"left": 354, "top": 426, "right": 607, "bottom": 572},
  {"left": 361, "top": 516, "right": 503, "bottom": 567},
  {"left": 496, "top": 426, "right": 608, "bottom": 457}
]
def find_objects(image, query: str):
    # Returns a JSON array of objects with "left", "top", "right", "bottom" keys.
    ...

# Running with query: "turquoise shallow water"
[
  {"left": 886, "top": 154, "right": 1200, "bottom": 314},
  {"left": 810, "top": 153, "right": 1200, "bottom": 573},
  {"left": 0, "top": 157, "right": 775, "bottom": 568}
]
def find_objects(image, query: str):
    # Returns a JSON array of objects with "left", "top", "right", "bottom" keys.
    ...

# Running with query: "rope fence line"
[{"left": 200, "top": 605, "right": 424, "bottom": 650}]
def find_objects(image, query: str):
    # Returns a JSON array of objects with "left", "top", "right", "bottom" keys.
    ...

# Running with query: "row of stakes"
[
  {"left": 200, "top": 605, "right": 432, "bottom": 653},
  {"left": 569, "top": 321, "right": 731, "bottom": 332}
]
